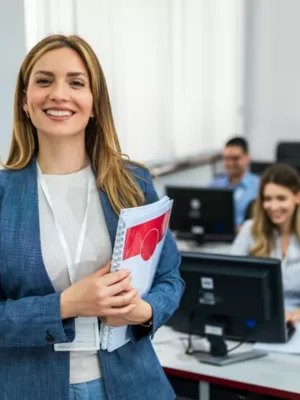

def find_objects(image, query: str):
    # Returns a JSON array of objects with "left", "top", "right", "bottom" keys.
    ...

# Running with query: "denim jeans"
[{"left": 69, "top": 378, "right": 108, "bottom": 400}]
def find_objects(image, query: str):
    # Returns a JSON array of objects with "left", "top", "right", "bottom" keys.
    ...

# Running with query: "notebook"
[{"left": 100, "top": 196, "right": 173, "bottom": 352}]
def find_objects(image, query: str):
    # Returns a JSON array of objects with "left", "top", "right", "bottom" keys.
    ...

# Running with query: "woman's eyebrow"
[
  {"left": 66, "top": 72, "right": 88, "bottom": 78},
  {"left": 33, "top": 70, "right": 54, "bottom": 77},
  {"left": 33, "top": 70, "right": 88, "bottom": 78}
]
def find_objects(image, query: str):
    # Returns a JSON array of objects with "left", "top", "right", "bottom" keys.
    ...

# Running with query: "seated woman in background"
[{"left": 231, "top": 163, "right": 300, "bottom": 324}]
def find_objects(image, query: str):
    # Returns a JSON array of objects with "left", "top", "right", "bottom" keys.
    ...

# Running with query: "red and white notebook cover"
[
  {"left": 120, "top": 207, "right": 171, "bottom": 295},
  {"left": 111, "top": 196, "right": 173, "bottom": 295},
  {"left": 100, "top": 196, "right": 173, "bottom": 351}
]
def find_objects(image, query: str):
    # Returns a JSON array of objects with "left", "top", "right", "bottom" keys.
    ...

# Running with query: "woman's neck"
[
  {"left": 37, "top": 134, "right": 88, "bottom": 175},
  {"left": 278, "top": 220, "right": 292, "bottom": 236}
]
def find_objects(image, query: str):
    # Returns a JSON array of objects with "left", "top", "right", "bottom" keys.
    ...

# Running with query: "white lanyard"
[{"left": 37, "top": 163, "right": 93, "bottom": 284}]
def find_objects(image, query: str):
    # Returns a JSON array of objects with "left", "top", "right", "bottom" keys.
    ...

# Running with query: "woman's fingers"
[
  {"left": 99, "top": 269, "right": 130, "bottom": 287},
  {"left": 102, "top": 276, "right": 133, "bottom": 297},
  {"left": 106, "top": 303, "right": 136, "bottom": 316},
  {"left": 100, "top": 288, "right": 138, "bottom": 308}
]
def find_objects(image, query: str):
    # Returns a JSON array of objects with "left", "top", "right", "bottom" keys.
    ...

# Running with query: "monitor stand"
[
  {"left": 176, "top": 231, "right": 205, "bottom": 245},
  {"left": 195, "top": 332, "right": 267, "bottom": 366}
]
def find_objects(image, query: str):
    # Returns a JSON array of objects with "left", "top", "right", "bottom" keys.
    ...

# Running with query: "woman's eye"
[
  {"left": 36, "top": 79, "right": 51, "bottom": 85},
  {"left": 277, "top": 196, "right": 287, "bottom": 201},
  {"left": 71, "top": 81, "right": 85, "bottom": 87}
]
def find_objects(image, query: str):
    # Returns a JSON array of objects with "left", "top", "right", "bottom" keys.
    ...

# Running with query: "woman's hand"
[
  {"left": 285, "top": 309, "right": 300, "bottom": 324},
  {"left": 102, "top": 294, "right": 152, "bottom": 327},
  {"left": 60, "top": 262, "right": 138, "bottom": 319}
]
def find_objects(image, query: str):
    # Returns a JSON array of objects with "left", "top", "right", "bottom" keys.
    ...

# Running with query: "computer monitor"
[
  {"left": 167, "top": 252, "right": 293, "bottom": 366},
  {"left": 166, "top": 186, "right": 235, "bottom": 243}
]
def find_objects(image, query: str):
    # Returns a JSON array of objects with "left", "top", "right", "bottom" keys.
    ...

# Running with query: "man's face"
[{"left": 222, "top": 145, "right": 249, "bottom": 179}]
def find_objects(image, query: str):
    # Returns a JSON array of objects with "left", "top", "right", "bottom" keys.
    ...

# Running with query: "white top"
[
  {"left": 231, "top": 219, "right": 300, "bottom": 309},
  {"left": 38, "top": 165, "right": 112, "bottom": 384}
]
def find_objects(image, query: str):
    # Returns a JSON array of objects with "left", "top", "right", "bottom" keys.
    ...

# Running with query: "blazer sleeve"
[
  {"left": 0, "top": 175, "right": 75, "bottom": 348},
  {"left": 0, "top": 290, "right": 75, "bottom": 348},
  {"left": 230, "top": 219, "right": 253, "bottom": 256},
  {"left": 131, "top": 169, "right": 185, "bottom": 341}
]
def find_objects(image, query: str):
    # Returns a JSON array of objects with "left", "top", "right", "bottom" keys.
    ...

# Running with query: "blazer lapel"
[{"left": 4, "top": 159, "right": 55, "bottom": 296}]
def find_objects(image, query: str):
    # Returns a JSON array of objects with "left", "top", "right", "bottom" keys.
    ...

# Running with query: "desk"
[
  {"left": 153, "top": 326, "right": 300, "bottom": 400},
  {"left": 176, "top": 239, "right": 232, "bottom": 255}
]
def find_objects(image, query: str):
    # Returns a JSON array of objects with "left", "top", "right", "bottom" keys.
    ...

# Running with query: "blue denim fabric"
[{"left": 69, "top": 379, "right": 107, "bottom": 400}]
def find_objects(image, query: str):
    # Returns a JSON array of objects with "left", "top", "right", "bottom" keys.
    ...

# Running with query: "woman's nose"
[
  {"left": 48, "top": 83, "right": 69, "bottom": 101},
  {"left": 269, "top": 202, "right": 279, "bottom": 212}
]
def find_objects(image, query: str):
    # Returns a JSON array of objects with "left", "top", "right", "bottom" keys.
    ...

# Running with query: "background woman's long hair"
[
  {"left": 250, "top": 163, "right": 300, "bottom": 257},
  {"left": 2, "top": 34, "right": 145, "bottom": 214}
]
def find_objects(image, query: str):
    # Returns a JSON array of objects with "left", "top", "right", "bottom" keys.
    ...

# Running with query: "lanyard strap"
[{"left": 37, "top": 164, "right": 93, "bottom": 284}]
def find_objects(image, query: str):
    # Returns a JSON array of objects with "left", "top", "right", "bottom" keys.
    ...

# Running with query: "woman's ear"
[{"left": 23, "top": 90, "right": 28, "bottom": 113}]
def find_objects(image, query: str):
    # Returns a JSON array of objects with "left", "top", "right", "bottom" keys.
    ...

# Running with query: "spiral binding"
[
  {"left": 100, "top": 211, "right": 127, "bottom": 350},
  {"left": 111, "top": 211, "right": 127, "bottom": 272}
]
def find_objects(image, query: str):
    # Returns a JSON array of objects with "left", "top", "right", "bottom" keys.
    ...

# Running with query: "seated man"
[{"left": 209, "top": 137, "right": 259, "bottom": 228}]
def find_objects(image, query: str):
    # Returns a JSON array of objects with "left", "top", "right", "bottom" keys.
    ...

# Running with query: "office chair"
[
  {"left": 244, "top": 199, "right": 256, "bottom": 221},
  {"left": 250, "top": 161, "right": 272, "bottom": 175},
  {"left": 276, "top": 142, "right": 300, "bottom": 166}
]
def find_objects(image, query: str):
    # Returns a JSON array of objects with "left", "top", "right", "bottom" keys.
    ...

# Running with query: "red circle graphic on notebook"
[{"left": 140, "top": 229, "right": 159, "bottom": 261}]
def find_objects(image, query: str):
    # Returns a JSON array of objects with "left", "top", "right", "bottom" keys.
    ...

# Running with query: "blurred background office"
[{"left": 2, "top": 2, "right": 300, "bottom": 399}]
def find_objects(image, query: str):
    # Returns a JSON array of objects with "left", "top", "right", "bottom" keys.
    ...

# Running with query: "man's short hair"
[{"left": 225, "top": 137, "right": 248, "bottom": 154}]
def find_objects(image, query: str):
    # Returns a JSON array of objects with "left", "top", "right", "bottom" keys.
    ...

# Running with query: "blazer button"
[{"left": 46, "top": 332, "right": 55, "bottom": 342}]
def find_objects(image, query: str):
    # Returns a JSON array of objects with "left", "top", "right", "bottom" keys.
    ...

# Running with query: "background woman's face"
[
  {"left": 263, "top": 183, "right": 300, "bottom": 229},
  {"left": 23, "top": 47, "right": 94, "bottom": 139}
]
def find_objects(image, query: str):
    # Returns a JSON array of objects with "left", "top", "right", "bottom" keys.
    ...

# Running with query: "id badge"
[{"left": 54, "top": 317, "right": 100, "bottom": 352}]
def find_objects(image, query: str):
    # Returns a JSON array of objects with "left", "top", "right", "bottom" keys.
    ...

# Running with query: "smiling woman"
[
  {"left": 24, "top": 48, "right": 94, "bottom": 150},
  {"left": 0, "top": 34, "right": 184, "bottom": 400},
  {"left": 231, "top": 163, "right": 300, "bottom": 326}
]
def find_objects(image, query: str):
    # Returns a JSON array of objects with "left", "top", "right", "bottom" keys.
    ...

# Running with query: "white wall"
[
  {"left": 76, "top": 0, "right": 245, "bottom": 163},
  {"left": 245, "top": 0, "right": 300, "bottom": 161},
  {"left": 0, "top": 1, "right": 26, "bottom": 163},
  {"left": 153, "top": 163, "right": 216, "bottom": 198}
]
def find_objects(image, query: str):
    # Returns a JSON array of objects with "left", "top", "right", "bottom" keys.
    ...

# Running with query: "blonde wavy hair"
[
  {"left": 2, "top": 34, "right": 146, "bottom": 214},
  {"left": 250, "top": 163, "right": 300, "bottom": 257}
]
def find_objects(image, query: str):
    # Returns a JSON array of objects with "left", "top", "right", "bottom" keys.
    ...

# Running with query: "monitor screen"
[
  {"left": 166, "top": 186, "right": 235, "bottom": 242},
  {"left": 168, "top": 252, "right": 287, "bottom": 344}
]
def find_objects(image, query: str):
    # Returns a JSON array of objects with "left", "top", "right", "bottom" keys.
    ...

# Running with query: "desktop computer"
[
  {"left": 166, "top": 186, "right": 235, "bottom": 243},
  {"left": 167, "top": 252, "right": 295, "bottom": 366}
]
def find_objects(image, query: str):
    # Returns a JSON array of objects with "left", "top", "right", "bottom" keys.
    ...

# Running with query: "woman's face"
[
  {"left": 263, "top": 183, "right": 300, "bottom": 229},
  {"left": 23, "top": 47, "right": 94, "bottom": 139}
]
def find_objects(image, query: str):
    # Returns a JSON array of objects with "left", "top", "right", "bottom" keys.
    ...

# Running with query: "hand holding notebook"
[{"left": 100, "top": 196, "right": 173, "bottom": 352}]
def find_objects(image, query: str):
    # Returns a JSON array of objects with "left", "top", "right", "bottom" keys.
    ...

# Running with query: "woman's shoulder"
[
  {"left": 242, "top": 219, "right": 253, "bottom": 231},
  {"left": 0, "top": 167, "right": 30, "bottom": 196},
  {"left": 125, "top": 162, "right": 152, "bottom": 189},
  {"left": 0, "top": 169, "right": 12, "bottom": 206},
  {"left": 0, "top": 168, "right": 10, "bottom": 188},
  {"left": 238, "top": 219, "right": 254, "bottom": 238},
  {"left": 0, "top": 167, "right": 26, "bottom": 183}
]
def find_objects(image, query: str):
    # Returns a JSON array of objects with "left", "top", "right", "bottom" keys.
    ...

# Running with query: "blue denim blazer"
[{"left": 0, "top": 159, "right": 184, "bottom": 400}]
